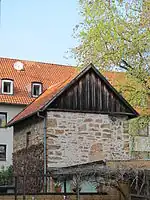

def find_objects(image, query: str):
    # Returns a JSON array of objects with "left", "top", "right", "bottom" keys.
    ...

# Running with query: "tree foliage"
[{"left": 73, "top": 0, "right": 150, "bottom": 117}]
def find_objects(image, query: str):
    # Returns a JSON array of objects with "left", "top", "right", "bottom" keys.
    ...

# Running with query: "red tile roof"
[
  {"left": 0, "top": 57, "right": 77, "bottom": 105},
  {"left": 103, "top": 71, "right": 126, "bottom": 86}
]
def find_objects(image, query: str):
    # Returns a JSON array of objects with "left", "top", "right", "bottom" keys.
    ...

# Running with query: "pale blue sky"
[{"left": 0, "top": 0, "right": 80, "bottom": 65}]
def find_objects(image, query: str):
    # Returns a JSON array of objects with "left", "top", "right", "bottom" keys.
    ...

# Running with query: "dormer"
[
  {"left": 31, "top": 82, "right": 42, "bottom": 98},
  {"left": 1, "top": 79, "right": 14, "bottom": 95}
]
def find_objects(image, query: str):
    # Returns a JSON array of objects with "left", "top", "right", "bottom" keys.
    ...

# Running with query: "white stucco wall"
[{"left": 0, "top": 104, "right": 25, "bottom": 168}]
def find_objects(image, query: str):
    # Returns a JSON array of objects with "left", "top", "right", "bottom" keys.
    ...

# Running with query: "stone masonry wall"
[
  {"left": 13, "top": 116, "right": 44, "bottom": 192},
  {"left": 13, "top": 116, "right": 44, "bottom": 152},
  {"left": 47, "top": 111, "right": 129, "bottom": 168}
]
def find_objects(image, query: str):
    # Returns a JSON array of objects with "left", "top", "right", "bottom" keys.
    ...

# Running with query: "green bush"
[{"left": 0, "top": 165, "right": 13, "bottom": 185}]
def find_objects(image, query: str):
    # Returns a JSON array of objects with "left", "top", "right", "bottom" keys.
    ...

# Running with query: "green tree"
[{"left": 73, "top": 0, "right": 150, "bottom": 115}]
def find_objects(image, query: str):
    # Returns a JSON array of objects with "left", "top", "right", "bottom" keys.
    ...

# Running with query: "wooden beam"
[{"left": 47, "top": 108, "right": 135, "bottom": 117}]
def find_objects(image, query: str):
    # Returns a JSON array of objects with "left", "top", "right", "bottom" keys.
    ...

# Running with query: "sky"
[{"left": 0, "top": 0, "right": 80, "bottom": 66}]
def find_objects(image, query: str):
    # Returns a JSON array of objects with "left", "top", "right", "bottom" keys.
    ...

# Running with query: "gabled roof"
[
  {"left": 8, "top": 64, "right": 139, "bottom": 126},
  {"left": 0, "top": 57, "right": 76, "bottom": 105}
]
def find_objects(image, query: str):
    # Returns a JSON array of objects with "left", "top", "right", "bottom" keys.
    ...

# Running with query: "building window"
[
  {"left": 31, "top": 82, "right": 42, "bottom": 97},
  {"left": 2, "top": 79, "right": 14, "bottom": 95},
  {"left": 0, "top": 145, "right": 6, "bottom": 161},
  {"left": 26, "top": 132, "right": 31, "bottom": 147},
  {"left": 0, "top": 113, "right": 7, "bottom": 128}
]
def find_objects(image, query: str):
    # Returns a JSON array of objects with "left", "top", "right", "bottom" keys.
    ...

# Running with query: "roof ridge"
[{"left": 0, "top": 57, "right": 76, "bottom": 68}]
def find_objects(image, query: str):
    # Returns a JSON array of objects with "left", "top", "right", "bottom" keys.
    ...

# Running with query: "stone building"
[{"left": 8, "top": 64, "right": 138, "bottom": 176}]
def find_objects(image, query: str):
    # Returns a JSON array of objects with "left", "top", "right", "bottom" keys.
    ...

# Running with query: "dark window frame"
[
  {"left": 31, "top": 82, "right": 42, "bottom": 97},
  {"left": 1, "top": 79, "right": 14, "bottom": 95},
  {"left": 0, "top": 144, "right": 6, "bottom": 161},
  {"left": 0, "top": 112, "right": 7, "bottom": 128}
]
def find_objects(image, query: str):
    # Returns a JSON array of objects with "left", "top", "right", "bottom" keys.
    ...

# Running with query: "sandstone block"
[
  {"left": 95, "top": 132, "right": 101, "bottom": 136},
  {"left": 89, "top": 123, "right": 99, "bottom": 128},
  {"left": 55, "top": 129, "right": 64, "bottom": 134},
  {"left": 49, "top": 151, "right": 53, "bottom": 155},
  {"left": 87, "top": 136, "right": 95, "bottom": 140},
  {"left": 78, "top": 124, "right": 87, "bottom": 131},
  {"left": 47, "top": 119, "right": 57, "bottom": 127},
  {"left": 49, "top": 145, "right": 61, "bottom": 150},
  {"left": 78, "top": 136, "right": 84, "bottom": 139},
  {"left": 53, "top": 114, "right": 61, "bottom": 118},
  {"left": 103, "top": 129, "right": 112, "bottom": 133},
  {"left": 95, "top": 119, "right": 102, "bottom": 123},
  {"left": 79, "top": 146, "right": 83, "bottom": 149},
  {"left": 47, "top": 127, "right": 54, "bottom": 132},
  {"left": 55, "top": 151, "right": 62, "bottom": 156},
  {"left": 81, "top": 150, "right": 89, "bottom": 153},
  {"left": 117, "top": 136, "right": 121, "bottom": 140},
  {"left": 81, "top": 159, "right": 87, "bottom": 162},
  {"left": 89, "top": 126, "right": 100, "bottom": 131},
  {"left": 84, "top": 118, "right": 93, "bottom": 122},
  {"left": 90, "top": 143, "right": 103, "bottom": 153},
  {"left": 58, "top": 126, "right": 66, "bottom": 128},
  {"left": 101, "top": 124, "right": 110, "bottom": 129},
  {"left": 103, "top": 133, "right": 111, "bottom": 138},
  {"left": 72, "top": 141, "right": 77, "bottom": 144}
]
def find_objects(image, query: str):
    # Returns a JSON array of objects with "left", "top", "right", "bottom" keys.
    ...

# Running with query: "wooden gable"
[{"left": 48, "top": 64, "right": 138, "bottom": 118}]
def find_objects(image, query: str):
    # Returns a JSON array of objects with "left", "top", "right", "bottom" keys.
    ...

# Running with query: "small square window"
[
  {"left": 2, "top": 80, "right": 13, "bottom": 95},
  {"left": 0, "top": 145, "right": 6, "bottom": 161},
  {"left": 32, "top": 83, "right": 42, "bottom": 97},
  {"left": 0, "top": 113, "right": 7, "bottom": 128}
]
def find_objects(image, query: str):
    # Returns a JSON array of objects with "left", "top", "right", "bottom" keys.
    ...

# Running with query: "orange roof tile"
[
  {"left": 0, "top": 57, "right": 77, "bottom": 105},
  {"left": 103, "top": 71, "right": 126, "bottom": 86}
]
